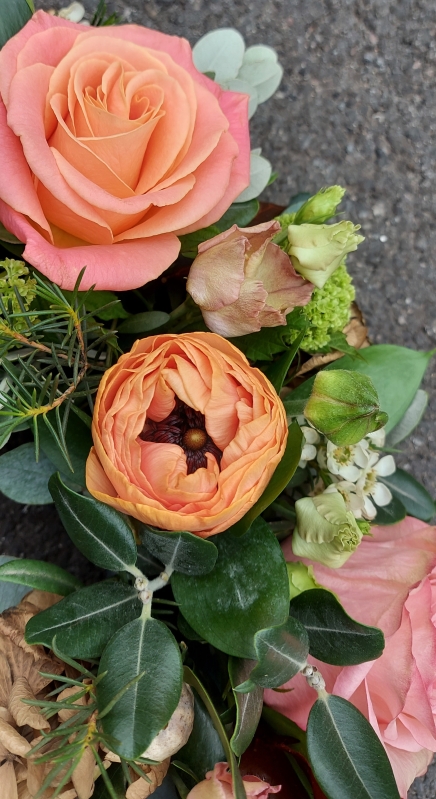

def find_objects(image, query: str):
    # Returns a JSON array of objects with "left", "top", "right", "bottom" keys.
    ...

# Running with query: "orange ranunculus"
[
  {"left": 86, "top": 332, "right": 288, "bottom": 537},
  {"left": 0, "top": 12, "right": 250, "bottom": 291}
]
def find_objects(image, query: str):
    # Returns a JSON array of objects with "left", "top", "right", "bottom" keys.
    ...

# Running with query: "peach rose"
[
  {"left": 187, "top": 762, "right": 281, "bottom": 798},
  {"left": 186, "top": 221, "right": 314, "bottom": 337},
  {"left": 265, "top": 517, "right": 436, "bottom": 798},
  {"left": 86, "top": 332, "right": 287, "bottom": 537},
  {"left": 0, "top": 12, "right": 250, "bottom": 290}
]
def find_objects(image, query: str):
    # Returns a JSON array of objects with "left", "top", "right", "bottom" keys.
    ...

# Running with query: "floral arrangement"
[{"left": 0, "top": 3, "right": 434, "bottom": 799}]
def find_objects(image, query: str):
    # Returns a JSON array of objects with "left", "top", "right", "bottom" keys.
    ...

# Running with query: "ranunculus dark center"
[
  {"left": 183, "top": 428, "right": 207, "bottom": 451},
  {"left": 140, "top": 398, "right": 222, "bottom": 475}
]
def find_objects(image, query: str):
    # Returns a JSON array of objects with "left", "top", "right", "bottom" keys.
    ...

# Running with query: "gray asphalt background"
[{"left": 3, "top": 0, "right": 436, "bottom": 794}]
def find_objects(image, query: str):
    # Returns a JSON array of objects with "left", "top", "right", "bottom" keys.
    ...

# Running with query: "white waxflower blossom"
[
  {"left": 356, "top": 452, "right": 396, "bottom": 519},
  {"left": 299, "top": 426, "right": 321, "bottom": 468},
  {"left": 366, "top": 428, "right": 386, "bottom": 448},
  {"left": 326, "top": 439, "right": 369, "bottom": 482},
  {"left": 324, "top": 480, "right": 366, "bottom": 518}
]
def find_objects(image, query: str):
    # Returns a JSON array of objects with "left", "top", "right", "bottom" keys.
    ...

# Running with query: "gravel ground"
[{"left": 2, "top": 0, "right": 436, "bottom": 794}]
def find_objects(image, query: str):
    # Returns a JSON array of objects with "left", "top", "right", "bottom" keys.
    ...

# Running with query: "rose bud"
[
  {"left": 86, "top": 332, "right": 288, "bottom": 537},
  {"left": 292, "top": 492, "right": 363, "bottom": 568},
  {"left": 186, "top": 221, "right": 314, "bottom": 337},
  {"left": 287, "top": 221, "right": 364, "bottom": 288},
  {"left": 304, "top": 370, "right": 388, "bottom": 446},
  {"left": 186, "top": 762, "right": 281, "bottom": 798}
]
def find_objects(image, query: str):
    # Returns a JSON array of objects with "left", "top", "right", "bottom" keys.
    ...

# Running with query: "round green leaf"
[
  {"left": 289, "top": 589, "right": 384, "bottom": 666},
  {"left": 193, "top": 28, "right": 245, "bottom": 83},
  {"left": 0, "top": 443, "right": 55, "bottom": 504},
  {"left": 172, "top": 518, "right": 290, "bottom": 658},
  {"left": 378, "top": 468, "right": 435, "bottom": 522},
  {"left": 97, "top": 616, "right": 183, "bottom": 760},
  {"left": 0, "top": 559, "right": 81, "bottom": 597},
  {"left": 25, "top": 581, "right": 141, "bottom": 659},
  {"left": 140, "top": 526, "right": 217, "bottom": 575},
  {"left": 49, "top": 474, "right": 137, "bottom": 573},
  {"left": 307, "top": 694, "right": 400, "bottom": 799}
]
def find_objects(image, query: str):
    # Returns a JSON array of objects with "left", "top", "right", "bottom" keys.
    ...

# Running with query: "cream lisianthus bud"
[
  {"left": 140, "top": 684, "right": 194, "bottom": 761},
  {"left": 293, "top": 185, "right": 346, "bottom": 225},
  {"left": 287, "top": 221, "right": 364, "bottom": 288},
  {"left": 186, "top": 221, "right": 313, "bottom": 337},
  {"left": 292, "top": 492, "right": 363, "bottom": 568}
]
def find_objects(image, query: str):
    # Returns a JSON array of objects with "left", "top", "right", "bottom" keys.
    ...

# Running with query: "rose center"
[{"left": 182, "top": 428, "right": 208, "bottom": 451}]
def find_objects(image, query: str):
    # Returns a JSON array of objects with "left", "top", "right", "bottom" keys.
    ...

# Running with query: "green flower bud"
[
  {"left": 294, "top": 185, "right": 346, "bottom": 225},
  {"left": 287, "top": 221, "right": 364, "bottom": 289},
  {"left": 292, "top": 492, "right": 363, "bottom": 568},
  {"left": 286, "top": 561, "right": 321, "bottom": 599},
  {"left": 304, "top": 370, "right": 388, "bottom": 446}
]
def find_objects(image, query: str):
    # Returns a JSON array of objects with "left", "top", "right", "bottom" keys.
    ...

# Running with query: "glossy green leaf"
[
  {"left": 386, "top": 389, "right": 428, "bottom": 446},
  {"left": 0, "top": 0, "right": 32, "bottom": 48},
  {"left": 49, "top": 474, "right": 137, "bottom": 573},
  {"left": 307, "top": 694, "right": 400, "bottom": 799},
  {"left": 324, "top": 345, "right": 434, "bottom": 433},
  {"left": 229, "top": 658, "right": 263, "bottom": 756},
  {"left": 179, "top": 225, "right": 221, "bottom": 258},
  {"left": 0, "top": 556, "right": 31, "bottom": 612},
  {"left": 262, "top": 705, "right": 307, "bottom": 747},
  {"left": 118, "top": 311, "right": 170, "bottom": 334},
  {"left": 282, "top": 379, "right": 313, "bottom": 417},
  {"left": 289, "top": 589, "right": 384, "bottom": 666},
  {"left": 92, "top": 764, "right": 126, "bottom": 799},
  {"left": 183, "top": 667, "right": 247, "bottom": 799},
  {"left": 63, "top": 289, "right": 129, "bottom": 320},
  {"left": 140, "top": 526, "right": 217, "bottom": 575},
  {"left": 231, "top": 422, "right": 303, "bottom": 536},
  {"left": 373, "top": 494, "right": 407, "bottom": 526},
  {"left": 172, "top": 518, "right": 289, "bottom": 659},
  {"left": 379, "top": 467, "right": 435, "bottom": 522},
  {"left": 264, "top": 329, "right": 306, "bottom": 393},
  {"left": 215, "top": 199, "right": 260, "bottom": 231},
  {"left": 239, "top": 616, "right": 309, "bottom": 689},
  {"left": 25, "top": 581, "right": 141, "bottom": 658},
  {"left": 0, "top": 558, "right": 81, "bottom": 597},
  {"left": 177, "top": 689, "right": 226, "bottom": 781},
  {"left": 0, "top": 443, "right": 55, "bottom": 504},
  {"left": 232, "top": 309, "right": 307, "bottom": 362},
  {"left": 38, "top": 410, "right": 92, "bottom": 486},
  {"left": 97, "top": 616, "right": 183, "bottom": 760}
]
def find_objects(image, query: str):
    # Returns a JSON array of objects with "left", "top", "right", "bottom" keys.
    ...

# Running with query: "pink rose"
[
  {"left": 186, "top": 221, "right": 314, "bottom": 336},
  {"left": 187, "top": 762, "right": 281, "bottom": 798},
  {"left": 265, "top": 517, "right": 436, "bottom": 798},
  {"left": 0, "top": 12, "right": 250, "bottom": 290}
]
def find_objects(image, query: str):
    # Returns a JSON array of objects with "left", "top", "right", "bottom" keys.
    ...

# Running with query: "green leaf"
[
  {"left": 215, "top": 199, "right": 260, "bottom": 231},
  {"left": 183, "top": 667, "right": 247, "bottom": 799},
  {"left": 373, "top": 494, "right": 407, "bottom": 525},
  {"left": 307, "top": 694, "right": 400, "bottom": 799},
  {"left": 0, "top": 443, "right": 55, "bottom": 504},
  {"left": 97, "top": 616, "right": 183, "bottom": 760},
  {"left": 0, "top": 559, "right": 81, "bottom": 596},
  {"left": 93, "top": 763, "right": 126, "bottom": 799},
  {"left": 324, "top": 331, "right": 360, "bottom": 357},
  {"left": 289, "top": 589, "right": 384, "bottom": 666},
  {"left": 262, "top": 705, "right": 306, "bottom": 747},
  {"left": 25, "top": 581, "right": 141, "bottom": 658},
  {"left": 324, "top": 345, "right": 434, "bottom": 433},
  {"left": 229, "top": 658, "right": 264, "bottom": 756},
  {"left": 232, "top": 309, "right": 307, "bottom": 362},
  {"left": 282, "top": 380, "right": 313, "bottom": 418},
  {"left": 63, "top": 289, "right": 129, "bottom": 320},
  {"left": 0, "top": 222, "right": 22, "bottom": 245},
  {"left": 239, "top": 616, "right": 309, "bottom": 689},
  {"left": 177, "top": 689, "right": 226, "bottom": 781},
  {"left": 263, "top": 328, "right": 306, "bottom": 393},
  {"left": 230, "top": 422, "right": 303, "bottom": 537},
  {"left": 140, "top": 526, "right": 217, "bottom": 575},
  {"left": 0, "top": 556, "right": 31, "bottom": 612},
  {"left": 49, "top": 474, "right": 137, "bottom": 573},
  {"left": 378, "top": 468, "right": 435, "bottom": 522},
  {"left": 38, "top": 410, "right": 92, "bottom": 486},
  {"left": 117, "top": 311, "right": 170, "bottom": 334},
  {"left": 179, "top": 225, "right": 221, "bottom": 258},
  {"left": 172, "top": 518, "right": 290, "bottom": 659},
  {"left": 0, "top": 0, "right": 32, "bottom": 48},
  {"left": 386, "top": 389, "right": 429, "bottom": 446}
]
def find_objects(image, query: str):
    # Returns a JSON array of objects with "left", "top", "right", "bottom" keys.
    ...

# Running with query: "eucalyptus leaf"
[
  {"left": 0, "top": 443, "right": 55, "bottom": 504},
  {"left": 193, "top": 28, "right": 245, "bottom": 83},
  {"left": 97, "top": 617, "right": 183, "bottom": 760},
  {"left": 230, "top": 422, "right": 303, "bottom": 537},
  {"left": 0, "top": 556, "right": 31, "bottom": 612},
  {"left": 141, "top": 526, "right": 218, "bottom": 575},
  {"left": 25, "top": 581, "right": 142, "bottom": 658},
  {"left": 239, "top": 45, "right": 283, "bottom": 103},
  {"left": 289, "top": 589, "right": 384, "bottom": 666},
  {"left": 118, "top": 311, "right": 170, "bottom": 334},
  {"left": 0, "top": 0, "right": 32, "bottom": 48},
  {"left": 49, "top": 474, "right": 137, "bottom": 573},
  {"left": 172, "top": 518, "right": 289, "bottom": 659},
  {"left": 0, "top": 559, "right": 81, "bottom": 597},
  {"left": 378, "top": 468, "right": 435, "bottom": 522},
  {"left": 307, "top": 694, "right": 400, "bottom": 799},
  {"left": 240, "top": 616, "right": 309, "bottom": 689},
  {"left": 236, "top": 150, "right": 272, "bottom": 202},
  {"left": 228, "top": 658, "right": 263, "bottom": 757},
  {"left": 324, "top": 345, "right": 434, "bottom": 433},
  {"left": 386, "top": 389, "right": 429, "bottom": 446},
  {"left": 373, "top": 494, "right": 407, "bottom": 526},
  {"left": 223, "top": 78, "right": 258, "bottom": 118},
  {"left": 38, "top": 410, "right": 92, "bottom": 486}
]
